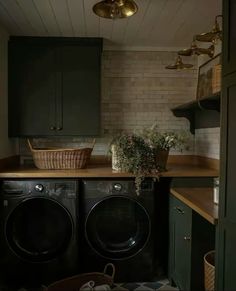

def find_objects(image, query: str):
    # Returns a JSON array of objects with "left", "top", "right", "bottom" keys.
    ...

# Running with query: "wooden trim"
[
  {"left": 170, "top": 187, "right": 218, "bottom": 225},
  {"left": 0, "top": 155, "right": 20, "bottom": 171}
]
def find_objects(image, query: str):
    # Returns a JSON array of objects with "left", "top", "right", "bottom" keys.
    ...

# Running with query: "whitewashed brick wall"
[
  {"left": 195, "top": 127, "right": 220, "bottom": 159},
  {"left": 102, "top": 51, "right": 197, "bottom": 134}
]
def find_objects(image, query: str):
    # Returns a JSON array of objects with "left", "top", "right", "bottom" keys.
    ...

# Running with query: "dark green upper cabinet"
[
  {"left": 8, "top": 37, "right": 102, "bottom": 137},
  {"left": 222, "top": 0, "right": 236, "bottom": 76}
]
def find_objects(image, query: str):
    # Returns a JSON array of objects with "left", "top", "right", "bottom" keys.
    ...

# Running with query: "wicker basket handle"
[
  {"left": 27, "top": 139, "right": 34, "bottom": 152},
  {"left": 103, "top": 263, "right": 115, "bottom": 280}
]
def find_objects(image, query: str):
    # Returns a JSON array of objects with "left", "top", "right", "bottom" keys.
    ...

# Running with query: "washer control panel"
[{"left": 2, "top": 180, "right": 77, "bottom": 199}]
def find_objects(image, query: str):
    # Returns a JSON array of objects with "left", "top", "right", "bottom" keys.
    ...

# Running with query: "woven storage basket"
[
  {"left": 204, "top": 250, "right": 215, "bottom": 291},
  {"left": 45, "top": 263, "right": 115, "bottom": 291},
  {"left": 28, "top": 139, "right": 95, "bottom": 170}
]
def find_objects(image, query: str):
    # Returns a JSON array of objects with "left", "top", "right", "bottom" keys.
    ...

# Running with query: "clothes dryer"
[
  {"left": 0, "top": 179, "right": 79, "bottom": 289},
  {"left": 79, "top": 179, "right": 166, "bottom": 282}
]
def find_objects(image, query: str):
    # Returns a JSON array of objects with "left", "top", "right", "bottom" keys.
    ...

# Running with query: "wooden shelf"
[{"left": 171, "top": 93, "right": 221, "bottom": 134}]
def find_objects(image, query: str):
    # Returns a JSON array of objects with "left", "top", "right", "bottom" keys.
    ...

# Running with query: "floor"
[
  {"left": 112, "top": 280, "right": 178, "bottom": 290},
  {"left": 0, "top": 280, "right": 178, "bottom": 291},
  {"left": 10, "top": 280, "right": 178, "bottom": 291}
]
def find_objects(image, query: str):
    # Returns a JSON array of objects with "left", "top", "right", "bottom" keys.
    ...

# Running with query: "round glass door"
[
  {"left": 85, "top": 196, "right": 150, "bottom": 259},
  {"left": 6, "top": 197, "right": 73, "bottom": 262}
]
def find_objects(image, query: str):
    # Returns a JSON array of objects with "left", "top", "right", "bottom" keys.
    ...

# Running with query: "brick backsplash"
[
  {"left": 195, "top": 127, "right": 220, "bottom": 159},
  {"left": 101, "top": 51, "right": 197, "bottom": 133},
  {"left": 19, "top": 51, "right": 219, "bottom": 162}
]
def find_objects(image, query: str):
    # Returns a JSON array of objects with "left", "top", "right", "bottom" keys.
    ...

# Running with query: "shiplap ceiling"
[{"left": 0, "top": 0, "right": 222, "bottom": 50}]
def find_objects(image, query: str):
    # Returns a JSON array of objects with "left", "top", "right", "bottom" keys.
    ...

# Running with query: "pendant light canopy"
[
  {"left": 93, "top": 0, "right": 138, "bottom": 19},
  {"left": 166, "top": 56, "right": 193, "bottom": 70}
]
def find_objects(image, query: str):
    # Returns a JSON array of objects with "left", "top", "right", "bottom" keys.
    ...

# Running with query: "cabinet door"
[
  {"left": 222, "top": 0, "right": 236, "bottom": 76},
  {"left": 8, "top": 41, "right": 56, "bottom": 136},
  {"left": 57, "top": 45, "right": 101, "bottom": 136},
  {"left": 217, "top": 72, "right": 236, "bottom": 290},
  {"left": 169, "top": 195, "right": 191, "bottom": 291}
]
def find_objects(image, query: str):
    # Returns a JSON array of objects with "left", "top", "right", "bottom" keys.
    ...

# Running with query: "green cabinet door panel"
[
  {"left": 57, "top": 45, "right": 101, "bottom": 136},
  {"left": 217, "top": 221, "right": 236, "bottom": 291},
  {"left": 224, "top": 79, "right": 236, "bottom": 223},
  {"left": 216, "top": 0, "right": 236, "bottom": 289},
  {"left": 8, "top": 43, "right": 56, "bottom": 136},
  {"left": 169, "top": 195, "right": 192, "bottom": 291},
  {"left": 217, "top": 71, "right": 236, "bottom": 290},
  {"left": 222, "top": 0, "right": 236, "bottom": 76}
]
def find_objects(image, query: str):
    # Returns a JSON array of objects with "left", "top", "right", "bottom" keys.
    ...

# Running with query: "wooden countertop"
[
  {"left": 170, "top": 187, "right": 218, "bottom": 225},
  {"left": 0, "top": 163, "right": 218, "bottom": 178}
]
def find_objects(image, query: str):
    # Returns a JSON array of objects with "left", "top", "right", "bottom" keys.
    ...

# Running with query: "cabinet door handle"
[
  {"left": 184, "top": 236, "right": 191, "bottom": 241},
  {"left": 50, "top": 126, "right": 56, "bottom": 130},
  {"left": 174, "top": 206, "right": 185, "bottom": 214},
  {"left": 56, "top": 127, "right": 62, "bottom": 131}
]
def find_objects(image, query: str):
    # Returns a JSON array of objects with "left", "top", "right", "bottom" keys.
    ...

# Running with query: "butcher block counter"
[
  {"left": 0, "top": 155, "right": 219, "bottom": 178},
  {"left": 170, "top": 187, "right": 218, "bottom": 225}
]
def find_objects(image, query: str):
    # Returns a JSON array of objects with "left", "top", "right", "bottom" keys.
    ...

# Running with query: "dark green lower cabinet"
[
  {"left": 216, "top": 220, "right": 236, "bottom": 291},
  {"left": 169, "top": 195, "right": 215, "bottom": 291}
]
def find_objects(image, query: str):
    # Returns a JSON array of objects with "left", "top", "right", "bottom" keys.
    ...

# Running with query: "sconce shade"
[
  {"left": 196, "top": 15, "right": 222, "bottom": 43},
  {"left": 178, "top": 36, "right": 215, "bottom": 58},
  {"left": 166, "top": 56, "right": 193, "bottom": 70}
]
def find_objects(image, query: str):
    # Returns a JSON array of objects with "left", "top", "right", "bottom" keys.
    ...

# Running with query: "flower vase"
[{"left": 155, "top": 149, "right": 169, "bottom": 171}]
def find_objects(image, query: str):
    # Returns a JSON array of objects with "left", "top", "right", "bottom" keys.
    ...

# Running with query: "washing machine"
[
  {"left": 79, "top": 179, "right": 167, "bottom": 282},
  {"left": 0, "top": 179, "right": 79, "bottom": 290}
]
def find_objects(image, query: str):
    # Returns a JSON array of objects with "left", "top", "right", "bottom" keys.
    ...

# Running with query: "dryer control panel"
[{"left": 2, "top": 180, "right": 77, "bottom": 199}]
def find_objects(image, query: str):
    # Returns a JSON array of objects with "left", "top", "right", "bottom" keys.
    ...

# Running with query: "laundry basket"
[
  {"left": 28, "top": 139, "right": 95, "bottom": 170},
  {"left": 45, "top": 263, "right": 115, "bottom": 291},
  {"left": 204, "top": 250, "right": 215, "bottom": 291}
]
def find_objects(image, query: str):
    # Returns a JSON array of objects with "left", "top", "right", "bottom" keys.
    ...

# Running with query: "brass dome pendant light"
[
  {"left": 166, "top": 56, "right": 193, "bottom": 70},
  {"left": 196, "top": 15, "right": 222, "bottom": 43},
  {"left": 93, "top": 0, "right": 138, "bottom": 19},
  {"left": 178, "top": 36, "right": 215, "bottom": 58}
]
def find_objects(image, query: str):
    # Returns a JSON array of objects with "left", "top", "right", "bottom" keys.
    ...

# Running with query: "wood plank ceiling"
[{"left": 0, "top": 0, "right": 222, "bottom": 50}]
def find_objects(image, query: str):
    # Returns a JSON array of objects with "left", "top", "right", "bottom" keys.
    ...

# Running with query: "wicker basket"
[
  {"left": 204, "top": 250, "right": 215, "bottom": 291},
  {"left": 28, "top": 139, "right": 95, "bottom": 170},
  {"left": 45, "top": 263, "right": 115, "bottom": 291}
]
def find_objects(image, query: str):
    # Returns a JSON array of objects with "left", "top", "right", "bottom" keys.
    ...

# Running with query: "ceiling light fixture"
[
  {"left": 196, "top": 15, "right": 222, "bottom": 43},
  {"left": 166, "top": 56, "right": 193, "bottom": 70},
  {"left": 93, "top": 0, "right": 138, "bottom": 19}
]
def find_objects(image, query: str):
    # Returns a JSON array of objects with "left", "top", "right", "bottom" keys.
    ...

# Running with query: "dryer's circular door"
[
  {"left": 5, "top": 197, "right": 73, "bottom": 262},
  {"left": 85, "top": 196, "right": 151, "bottom": 260}
]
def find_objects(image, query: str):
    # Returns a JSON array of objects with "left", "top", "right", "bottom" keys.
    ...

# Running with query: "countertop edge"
[{"left": 170, "top": 187, "right": 218, "bottom": 225}]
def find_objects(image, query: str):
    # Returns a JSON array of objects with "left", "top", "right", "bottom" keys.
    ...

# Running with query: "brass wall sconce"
[
  {"left": 165, "top": 56, "right": 193, "bottom": 70},
  {"left": 196, "top": 15, "right": 222, "bottom": 43},
  {"left": 93, "top": 0, "right": 138, "bottom": 19},
  {"left": 178, "top": 36, "right": 215, "bottom": 58}
]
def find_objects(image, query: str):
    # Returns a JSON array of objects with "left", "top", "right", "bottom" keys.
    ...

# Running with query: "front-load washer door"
[
  {"left": 85, "top": 196, "right": 151, "bottom": 260},
  {"left": 5, "top": 197, "right": 73, "bottom": 262}
]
